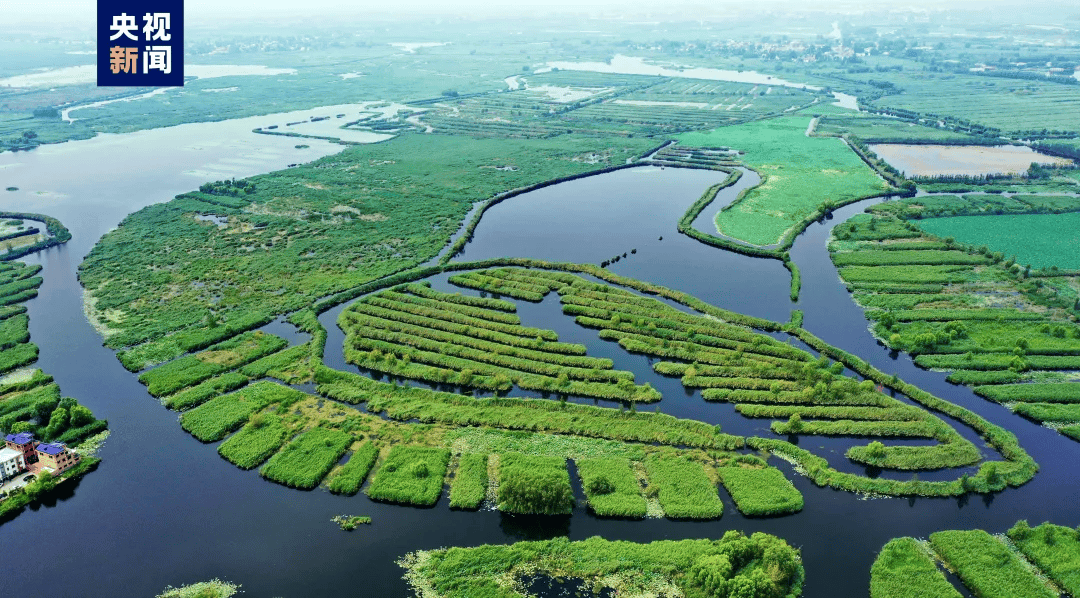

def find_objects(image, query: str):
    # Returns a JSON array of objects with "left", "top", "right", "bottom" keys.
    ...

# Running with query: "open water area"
[{"left": 0, "top": 112, "right": 1078, "bottom": 598}]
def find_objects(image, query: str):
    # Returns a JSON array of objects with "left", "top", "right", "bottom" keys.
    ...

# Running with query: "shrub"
[
  {"left": 577, "top": 457, "right": 646, "bottom": 518},
  {"left": 448, "top": 453, "right": 488, "bottom": 509},
  {"left": 497, "top": 453, "right": 574, "bottom": 515}
]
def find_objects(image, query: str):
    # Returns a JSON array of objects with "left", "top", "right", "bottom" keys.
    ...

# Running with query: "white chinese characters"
[
  {"left": 142, "top": 13, "right": 171, "bottom": 41},
  {"left": 106, "top": 11, "right": 174, "bottom": 79},
  {"left": 144, "top": 46, "right": 172, "bottom": 74},
  {"left": 108, "top": 13, "right": 139, "bottom": 41}
]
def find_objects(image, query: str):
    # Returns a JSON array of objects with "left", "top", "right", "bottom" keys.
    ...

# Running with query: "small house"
[{"left": 35, "top": 442, "right": 80, "bottom": 475}]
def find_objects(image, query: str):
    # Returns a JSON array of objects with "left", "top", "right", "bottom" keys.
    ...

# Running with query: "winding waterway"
[{"left": 0, "top": 118, "right": 1078, "bottom": 598}]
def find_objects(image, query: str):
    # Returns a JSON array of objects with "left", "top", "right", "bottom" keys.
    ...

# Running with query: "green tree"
[
  {"left": 44, "top": 407, "right": 68, "bottom": 440},
  {"left": 33, "top": 397, "right": 59, "bottom": 421},
  {"left": 69, "top": 405, "right": 95, "bottom": 427}
]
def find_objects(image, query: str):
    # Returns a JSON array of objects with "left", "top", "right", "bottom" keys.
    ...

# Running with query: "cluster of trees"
[
  {"left": 0, "top": 383, "right": 104, "bottom": 446},
  {"left": 497, "top": 453, "right": 574, "bottom": 515},
  {"left": 687, "top": 531, "right": 801, "bottom": 598},
  {"left": 198, "top": 178, "right": 257, "bottom": 196}
]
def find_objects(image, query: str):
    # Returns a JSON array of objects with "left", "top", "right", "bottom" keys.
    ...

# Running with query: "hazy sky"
[{"left": 2, "top": 0, "right": 1037, "bottom": 27}]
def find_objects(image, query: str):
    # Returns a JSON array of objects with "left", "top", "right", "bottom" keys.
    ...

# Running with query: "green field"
[
  {"left": 678, "top": 117, "right": 890, "bottom": 245},
  {"left": 919, "top": 212, "right": 1080, "bottom": 270},
  {"left": 831, "top": 201, "right": 1080, "bottom": 443},
  {"left": 866, "top": 72, "right": 1080, "bottom": 134},
  {"left": 816, "top": 114, "right": 983, "bottom": 143}
]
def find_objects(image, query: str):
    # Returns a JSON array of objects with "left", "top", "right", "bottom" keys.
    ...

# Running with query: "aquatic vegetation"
[
  {"left": 497, "top": 452, "right": 574, "bottom": 515},
  {"left": 405, "top": 283, "right": 516, "bottom": 312},
  {"left": 260, "top": 426, "right": 353, "bottom": 490},
  {"left": 1012, "top": 402, "right": 1080, "bottom": 423},
  {"left": 341, "top": 281, "right": 660, "bottom": 402},
  {"left": 318, "top": 264, "right": 1036, "bottom": 497},
  {"left": 0, "top": 314, "right": 30, "bottom": 350},
  {"left": 0, "top": 343, "right": 39, "bottom": 376},
  {"left": 865, "top": 71, "right": 1080, "bottom": 136},
  {"left": 0, "top": 212, "right": 71, "bottom": 261},
  {"left": 1007, "top": 521, "right": 1080, "bottom": 595},
  {"left": 817, "top": 113, "right": 983, "bottom": 144},
  {"left": 874, "top": 521, "right": 1080, "bottom": 598},
  {"left": 180, "top": 382, "right": 303, "bottom": 442},
  {"left": 237, "top": 344, "right": 312, "bottom": 383},
  {"left": 975, "top": 383, "right": 1080, "bottom": 404},
  {"left": 79, "top": 134, "right": 653, "bottom": 351},
  {"left": 448, "top": 453, "right": 488, "bottom": 509},
  {"left": 332, "top": 515, "right": 371, "bottom": 531},
  {"left": 139, "top": 331, "right": 287, "bottom": 396},
  {"left": 163, "top": 372, "right": 249, "bottom": 411},
  {"left": 117, "top": 313, "right": 275, "bottom": 372},
  {"left": 643, "top": 454, "right": 723, "bottom": 519},
  {"left": 216, "top": 413, "right": 288, "bottom": 469},
  {"left": 0, "top": 253, "right": 107, "bottom": 480},
  {"left": 399, "top": 532, "right": 803, "bottom": 598},
  {"left": 326, "top": 441, "right": 379, "bottom": 495},
  {"left": 930, "top": 529, "right": 1056, "bottom": 598},
  {"left": 870, "top": 537, "right": 962, "bottom": 598},
  {"left": 946, "top": 370, "right": 1022, "bottom": 385},
  {"left": 322, "top": 367, "right": 741, "bottom": 450},
  {"left": 366, "top": 446, "right": 451, "bottom": 506},
  {"left": 717, "top": 466, "right": 804, "bottom": 516},
  {"left": 576, "top": 457, "right": 647, "bottom": 518},
  {"left": 155, "top": 579, "right": 240, "bottom": 598},
  {"left": 832, "top": 249, "right": 991, "bottom": 267}
]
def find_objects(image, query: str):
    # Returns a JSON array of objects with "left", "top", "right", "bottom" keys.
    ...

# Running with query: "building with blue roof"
[
  {"left": 35, "top": 442, "right": 80, "bottom": 474},
  {"left": 4, "top": 432, "right": 37, "bottom": 465},
  {"left": 5, "top": 432, "right": 34, "bottom": 445}
]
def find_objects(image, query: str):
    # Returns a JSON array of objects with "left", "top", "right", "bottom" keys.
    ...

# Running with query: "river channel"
[{"left": 0, "top": 119, "right": 1078, "bottom": 598}]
